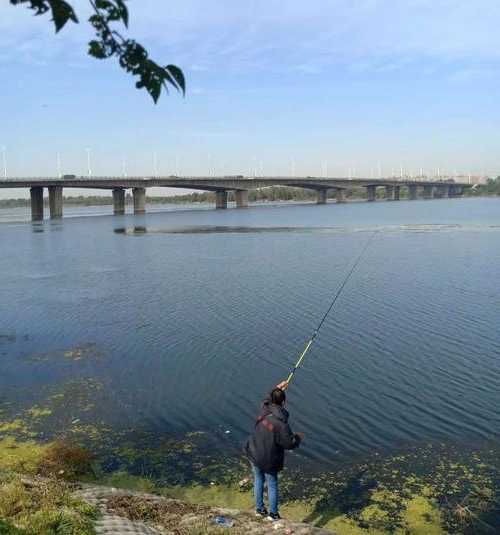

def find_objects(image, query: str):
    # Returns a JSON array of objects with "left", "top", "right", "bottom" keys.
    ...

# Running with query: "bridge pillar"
[
  {"left": 367, "top": 185, "right": 376, "bottom": 202},
  {"left": 393, "top": 186, "right": 400, "bottom": 201},
  {"left": 384, "top": 185, "right": 394, "bottom": 201},
  {"left": 48, "top": 186, "right": 63, "bottom": 219},
  {"left": 235, "top": 190, "right": 249, "bottom": 208},
  {"left": 30, "top": 187, "right": 44, "bottom": 221},
  {"left": 408, "top": 184, "right": 418, "bottom": 200},
  {"left": 438, "top": 185, "right": 450, "bottom": 198},
  {"left": 448, "top": 185, "right": 462, "bottom": 197},
  {"left": 423, "top": 185, "right": 434, "bottom": 200},
  {"left": 316, "top": 189, "right": 328, "bottom": 204},
  {"left": 133, "top": 187, "right": 146, "bottom": 214},
  {"left": 336, "top": 188, "right": 346, "bottom": 203},
  {"left": 113, "top": 188, "right": 126, "bottom": 215},
  {"left": 216, "top": 190, "right": 228, "bottom": 209}
]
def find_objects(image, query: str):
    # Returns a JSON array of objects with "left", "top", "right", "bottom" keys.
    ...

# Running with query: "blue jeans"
[{"left": 251, "top": 463, "right": 278, "bottom": 514}]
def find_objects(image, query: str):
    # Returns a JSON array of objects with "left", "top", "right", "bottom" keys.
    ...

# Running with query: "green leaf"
[
  {"left": 115, "top": 0, "right": 129, "bottom": 27},
  {"left": 88, "top": 40, "right": 107, "bottom": 59},
  {"left": 47, "top": 0, "right": 78, "bottom": 32},
  {"left": 166, "top": 64, "right": 186, "bottom": 95},
  {"left": 149, "top": 80, "right": 162, "bottom": 104},
  {"left": 94, "top": 0, "right": 128, "bottom": 25},
  {"left": 10, "top": 0, "right": 50, "bottom": 15},
  {"left": 89, "top": 14, "right": 105, "bottom": 31},
  {"left": 9, "top": 0, "right": 49, "bottom": 16},
  {"left": 10, "top": 0, "right": 78, "bottom": 31}
]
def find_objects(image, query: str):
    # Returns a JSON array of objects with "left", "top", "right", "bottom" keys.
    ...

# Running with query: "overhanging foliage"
[{"left": 9, "top": 0, "right": 185, "bottom": 103}]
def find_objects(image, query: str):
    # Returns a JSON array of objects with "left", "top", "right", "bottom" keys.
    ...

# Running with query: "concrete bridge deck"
[{"left": 0, "top": 176, "right": 472, "bottom": 220}]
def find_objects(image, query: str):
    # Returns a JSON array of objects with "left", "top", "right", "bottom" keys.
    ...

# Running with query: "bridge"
[{"left": 0, "top": 176, "right": 472, "bottom": 221}]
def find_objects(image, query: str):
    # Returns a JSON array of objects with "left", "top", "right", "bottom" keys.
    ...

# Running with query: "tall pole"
[
  {"left": 207, "top": 154, "right": 213, "bottom": 177},
  {"left": 57, "top": 152, "right": 62, "bottom": 178},
  {"left": 2, "top": 146, "right": 6, "bottom": 178},
  {"left": 378, "top": 162, "right": 382, "bottom": 179},
  {"left": 122, "top": 155, "right": 127, "bottom": 178},
  {"left": 153, "top": 152, "right": 158, "bottom": 177},
  {"left": 321, "top": 160, "right": 328, "bottom": 178},
  {"left": 86, "top": 148, "right": 92, "bottom": 177}
]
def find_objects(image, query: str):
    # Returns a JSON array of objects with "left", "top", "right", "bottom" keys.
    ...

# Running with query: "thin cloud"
[{"left": 2, "top": 0, "right": 500, "bottom": 80}]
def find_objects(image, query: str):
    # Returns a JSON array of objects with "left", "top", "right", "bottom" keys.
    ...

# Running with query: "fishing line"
[{"left": 286, "top": 230, "right": 378, "bottom": 385}]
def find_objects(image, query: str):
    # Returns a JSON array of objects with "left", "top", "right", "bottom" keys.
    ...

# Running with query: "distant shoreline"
[{"left": 0, "top": 185, "right": 498, "bottom": 209}]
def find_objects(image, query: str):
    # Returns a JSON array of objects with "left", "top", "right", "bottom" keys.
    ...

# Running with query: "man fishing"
[
  {"left": 242, "top": 233, "right": 376, "bottom": 521},
  {"left": 244, "top": 380, "right": 303, "bottom": 521}
]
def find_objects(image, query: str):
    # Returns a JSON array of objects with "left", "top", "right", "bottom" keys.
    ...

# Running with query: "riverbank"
[
  {"left": 79, "top": 483, "right": 335, "bottom": 534},
  {"left": 0, "top": 364, "right": 497, "bottom": 533},
  {"left": 1, "top": 426, "right": 498, "bottom": 534},
  {"left": 0, "top": 473, "right": 332, "bottom": 534}
]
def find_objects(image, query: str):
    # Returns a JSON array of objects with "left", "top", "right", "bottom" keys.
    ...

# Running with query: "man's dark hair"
[{"left": 271, "top": 388, "right": 286, "bottom": 406}]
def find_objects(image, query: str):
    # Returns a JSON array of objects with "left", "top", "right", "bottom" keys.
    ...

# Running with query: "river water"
[{"left": 1, "top": 197, "right": 500, "bottom": 471}]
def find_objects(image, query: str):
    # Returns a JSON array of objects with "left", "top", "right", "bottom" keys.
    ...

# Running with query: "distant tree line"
[
  {"left": 0, "top": 187, "right": 362, "bottom": 209},
  {"left": 1, "top": 180, "right": 499, "bottom": 209},
  {"left": 0, "top": 196, "right": 115, "bottom": 208},
  {"left": 469, "top": 177, "right": 500, "bottom": 196}
]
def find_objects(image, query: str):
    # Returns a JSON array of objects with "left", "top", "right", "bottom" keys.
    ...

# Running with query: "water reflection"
[
  {"left": 114, "top": 226, "right": 148, "bottom": 235},
  {"left": 113, "top": 223, "right": 500, "bottom": 236},
  {"left": 31, "top": 221, "right": 64, "bottom": 233}
]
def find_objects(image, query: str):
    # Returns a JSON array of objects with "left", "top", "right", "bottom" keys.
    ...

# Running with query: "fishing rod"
[{"left": 286, "top": 230, "right": 378, "bottom": 385}]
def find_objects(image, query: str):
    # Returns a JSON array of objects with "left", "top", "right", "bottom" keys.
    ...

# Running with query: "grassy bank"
[
  {"left": 1, "top": 432, "right": 497, "bottom": 534},
  {"left": 0, "top": 439, "right": 97, "bottom": 534}
]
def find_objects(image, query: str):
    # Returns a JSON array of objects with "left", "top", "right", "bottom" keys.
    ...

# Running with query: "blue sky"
[{"left": 1, "top": 0, "right": 500, "bottom": 196}]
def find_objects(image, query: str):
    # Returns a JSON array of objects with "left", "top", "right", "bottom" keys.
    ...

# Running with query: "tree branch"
[{"left": 9, "top": 0, "right": 185, "bottom": 103}]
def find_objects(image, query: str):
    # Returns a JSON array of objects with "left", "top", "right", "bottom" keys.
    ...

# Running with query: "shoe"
[
  {"left": 265, "top": 512, "right": 281, "bottom": 521},
  {"left": 255, "top": 508, "right": 268, "bottom": 518}
]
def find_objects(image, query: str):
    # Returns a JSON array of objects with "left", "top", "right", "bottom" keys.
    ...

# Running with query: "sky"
[{"left": 1, "top": 0, "right": 500, "bottom": 197}]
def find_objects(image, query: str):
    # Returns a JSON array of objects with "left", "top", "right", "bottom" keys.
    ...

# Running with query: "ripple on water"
[{"left": 1, "top": 199, "right": 500, "bottom": 468}]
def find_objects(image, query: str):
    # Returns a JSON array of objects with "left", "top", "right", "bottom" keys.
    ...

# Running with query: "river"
[{"left": 1, "top": 197, "right": 500, "bottom": 473}]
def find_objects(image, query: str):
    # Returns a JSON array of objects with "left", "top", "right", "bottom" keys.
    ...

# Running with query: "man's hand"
[
  {"left": 295, "top": 432, "right": 305, "bottom": 441},
  {"left": 276, "top": 380, "right": 289, "bottom": 391}
]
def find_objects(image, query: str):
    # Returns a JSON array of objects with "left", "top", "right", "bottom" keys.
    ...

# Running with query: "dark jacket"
[{"left": 244, "top": 393, "right": 301, "bottom": 473}]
